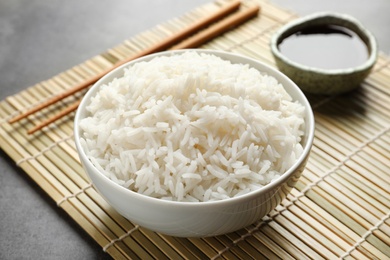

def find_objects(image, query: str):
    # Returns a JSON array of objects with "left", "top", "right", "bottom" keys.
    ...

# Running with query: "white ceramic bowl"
[{"left": 74, "top": 49, "right": 315, "bottom": 237}]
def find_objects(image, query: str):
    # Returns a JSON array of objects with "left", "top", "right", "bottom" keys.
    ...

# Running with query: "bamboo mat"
[{"left": 1, "top": 0, "right": 389, "bottom": 259}]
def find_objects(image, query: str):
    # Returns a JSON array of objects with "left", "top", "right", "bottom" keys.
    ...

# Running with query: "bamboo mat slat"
[{"left": 1, "top": 0, "right": 389, "bottom": 259}]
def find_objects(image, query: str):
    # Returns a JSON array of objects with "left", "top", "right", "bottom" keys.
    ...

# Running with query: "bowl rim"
[
  {"left": 270, "top": 12, "right": 378, "bottom": 75},
  {"left": 74, "top": 49, "right": 315, "bottom": 208}
]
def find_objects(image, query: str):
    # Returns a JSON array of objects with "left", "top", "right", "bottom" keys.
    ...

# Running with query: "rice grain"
[{"left": 79, "top": 51, "right": 305, "bottom": 202}]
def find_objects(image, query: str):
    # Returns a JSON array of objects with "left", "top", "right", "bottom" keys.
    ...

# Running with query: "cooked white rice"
[{"left": 79, "top": 51, "right": 305, "bottom": 202}]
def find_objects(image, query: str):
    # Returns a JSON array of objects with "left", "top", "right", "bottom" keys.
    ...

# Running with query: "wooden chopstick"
[
  {"left": 24, "top": 3, "right": 261, "bottom": 134},
  {"left": 27, "top": 100, "right": 81, "bottom": 135},
  {"left": 171, "top": 4, "right": 260, "bottom": 49},
  {"left": 9, "top": 0, "right": 241, "bottom": 125}
]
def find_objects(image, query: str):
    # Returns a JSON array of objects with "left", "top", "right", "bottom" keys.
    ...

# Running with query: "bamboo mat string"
[
  {"left": 98, "top": 183, "right": 284, "bottom": 259},
  {"left": 204, "top": 31, "right": 389, "bottom": 256},
  {"left": 1, "top": 1, "right": 389, "bottom": 259},
  {"left": 310, "top": 96, "right": 335, "bottom": 110},
  {"left": 213, "top": 10, "right": 339, "bottom": 111},
  {"left": 0, "top": 112, "right": 18, "bottom": 125},
  {"left": 6, "top": 86, "right": 83, "bottom": 122},
  {"left": 211, "top": 218, "right": 272, "bottom": 260},
  {"left": 340, "top": 210, "right": 390, "bottom": 259},
  {"left": 56, "top": 183, "right": 93, "bottom": 207},
  {"left": 102, "top": 225, "right": 140, "bottom": 252},
  {"left": 15, "top": 135, "right": 74, "bottom": 166},
  {"left": 0, "top": 94, "right": 57, "bottom": 125},
  {"left": 211, "top": 123, "right": 390, "bottom": 258},
  {"left": 270, "top": 123, "right": 390, "bottom": 219},
  {"left": 224, "top": 14, "right": 297, "bottom": 52},
  {"left": 273, "top": 129, "right": 388, "bottom": 217}
]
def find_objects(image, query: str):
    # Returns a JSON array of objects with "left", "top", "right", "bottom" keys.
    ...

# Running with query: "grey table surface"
[{"left": 1, "top": 0, "right": 389, "bottom": 259}]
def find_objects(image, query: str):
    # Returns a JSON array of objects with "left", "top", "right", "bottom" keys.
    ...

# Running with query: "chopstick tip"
[{"left": 8, "top": 114, "right": 23, "bottom": 124}]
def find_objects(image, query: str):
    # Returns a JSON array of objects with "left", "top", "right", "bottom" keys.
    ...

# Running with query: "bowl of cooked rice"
[{"left": 74, "top": 49, "right": 314, "bottom": 237}]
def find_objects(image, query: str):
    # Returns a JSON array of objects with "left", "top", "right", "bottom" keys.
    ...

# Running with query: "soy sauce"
[{"left": 278, "top": 24, "right": 369, "bottom": 70}]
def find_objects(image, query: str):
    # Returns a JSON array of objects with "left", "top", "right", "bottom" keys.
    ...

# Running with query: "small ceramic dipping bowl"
[{"left": 270, "top": 12, "right": 378, "bottom": 95}]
